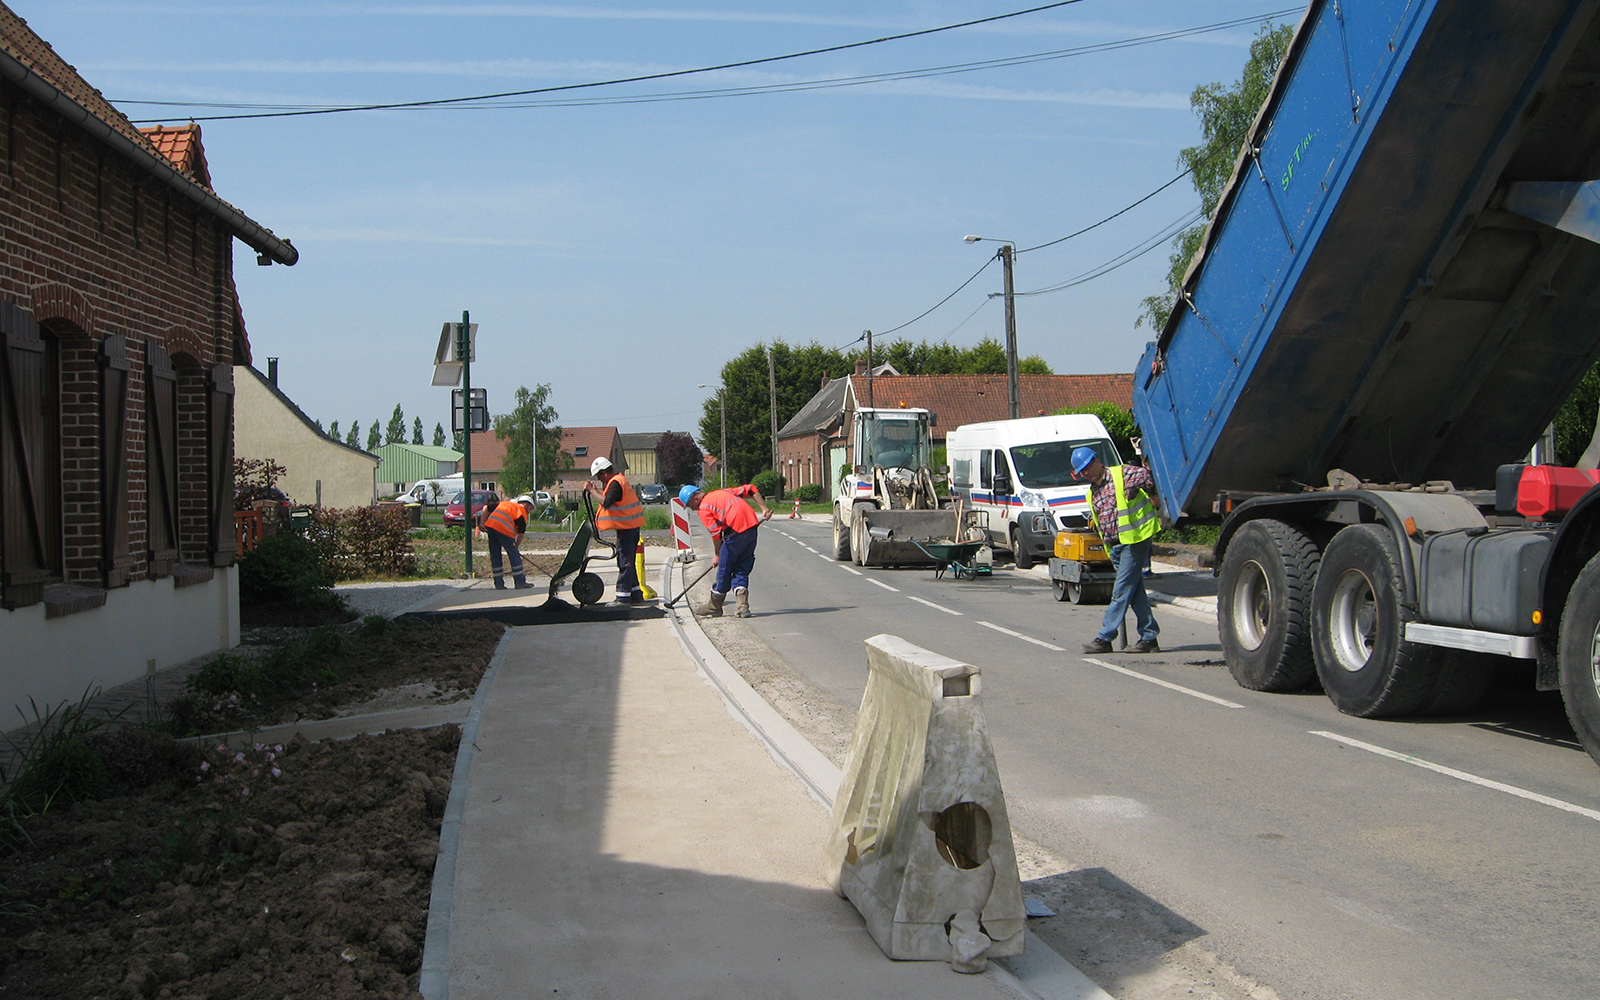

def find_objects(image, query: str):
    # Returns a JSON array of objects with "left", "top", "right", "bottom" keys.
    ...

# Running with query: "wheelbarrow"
[
  {"left": 539, "top": 492, "right": 619, "bottom": 609},
  {"left": 908, "top": 538, "right": 992, "bottom": 581}
]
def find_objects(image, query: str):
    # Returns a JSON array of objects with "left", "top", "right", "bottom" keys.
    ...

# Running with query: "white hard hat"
[
  {"left": 590, "top": 456, "right": 613, "bottom": 475},
  {"left": 513, "top": 494, "right": 533, "bottom": 505}
]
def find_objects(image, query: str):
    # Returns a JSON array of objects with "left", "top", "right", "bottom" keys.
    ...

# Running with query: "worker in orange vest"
[
  {"left": 583, "top": 457, "right": 646, "bottom": 604},
  {"left": 475, "top": 493, "right": 534, "bottom": 590},
  {"left": 679, "top": 481, "right": 772, "bottom": 618}
]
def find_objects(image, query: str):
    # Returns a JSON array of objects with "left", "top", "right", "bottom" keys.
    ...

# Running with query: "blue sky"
[{"left": 31, "top": 1, "right": 1299, "bottom": 443}]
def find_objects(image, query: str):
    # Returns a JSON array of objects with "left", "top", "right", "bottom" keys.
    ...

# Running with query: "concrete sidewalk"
[{"left": 414, "top": 548, "right": 1109, "bottom": 1000}]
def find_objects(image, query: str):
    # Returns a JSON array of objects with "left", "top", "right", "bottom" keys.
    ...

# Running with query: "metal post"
[
  {"left": 1001, "top": 245, "right": 1019, "bottom": 420},
  {"left": 719, "top": 388, "right": 727, "bottom": 490},
  {"left": 460, "top": 310, "right": 473, "bottom": 578}
]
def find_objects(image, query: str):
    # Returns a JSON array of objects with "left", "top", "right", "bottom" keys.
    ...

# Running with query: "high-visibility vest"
[
  {"left": 1089, "top": 466, "right": 1159, "bottom": 545},
  {"left": 596, "top": 473, "right": 645, "bottom": 531},
  {"left": 483, "top": 500, "right": 524, "bottom": 538}
]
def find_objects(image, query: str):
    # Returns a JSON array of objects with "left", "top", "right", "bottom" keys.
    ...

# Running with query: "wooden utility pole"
[
  {"left": 1001, "top": 245, "right": 1019, "bottom": 420},
  {"left": 865, "top": 330, "right": 874, "bottom": 408}
]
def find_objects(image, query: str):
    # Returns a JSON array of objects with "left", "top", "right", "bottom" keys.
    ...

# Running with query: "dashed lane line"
[
  {"left": 1081, "top": 657, "right": 1244, "bottom": 708},
  {"left": 907, "top": 595, "right": 963, "bottom": 616},
  {"left": 978, "top": 621, "right": 1062, "bottom": 651},
  {"left": 841, "top": 566, "right": 862, "bottom": 576},
  {"left": 1311, "top": 731, "right": 1600, "bottom": 823},
  {"left": 868, "top": 578, "right": 900, "bottom": 592}
]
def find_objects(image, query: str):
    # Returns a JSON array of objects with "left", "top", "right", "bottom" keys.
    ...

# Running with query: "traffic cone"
[
  {"left": 790, "top": 498, "right": 801, "bottom": 518},
  {"left": 635, "top": 540, "right": 657, "bottom": 599}
]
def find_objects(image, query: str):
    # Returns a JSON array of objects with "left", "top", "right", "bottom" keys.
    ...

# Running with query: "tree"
[
  {"left": 313, "top": 419, "right": 324, "bottom": 434},
  {"left": 1555, "top": 361, "right": 1600, "bottom": 466},
  {"left": 328, "top": 419, "right": 341, "bottom": 441},
  {"left": 412, "top": 417, "right": 424, "bottom": 445},
  {"left": 656, "top": 432, "right": 704, "bottom": 490},
  {"left": 1057, "top": 402, "right": 1139, "bottom": 460},
  {"left": 366, "top": 420, "right": 381, "bottom": 452},
  {"left": 492, "top": 383, "right": 566, "bottom": 496},
  {"left": 1138, "top": 22, "right": 1295, "bottom": 330},
  {"left": 386, "top": 404, "right": 406, "bottom": 446},
  {"left": 878, "top": 336, "right": 1051, "bottom": 375},
  {"left": 433, "top": 422, "right": 446, "bottom": 447},
  {"left": 346, "top": 421, "right": 360, "bottom": 448}
]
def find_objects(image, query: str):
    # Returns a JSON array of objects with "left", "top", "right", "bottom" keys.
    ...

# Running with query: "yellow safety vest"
[
  {"left": 596, "top": 473, "right": 645, "bottom": 531},
  {"left": 1089, "top": 466, "right": 1159, "bottom": 545}
]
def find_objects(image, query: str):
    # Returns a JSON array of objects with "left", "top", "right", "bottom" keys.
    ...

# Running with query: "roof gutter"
[{"left": 0, "top": 48, "right": 298, "bottom": 266}]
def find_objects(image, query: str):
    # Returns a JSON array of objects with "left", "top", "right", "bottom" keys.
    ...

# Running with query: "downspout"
[{"left": 0, "top": 49, "right": 298, "bottom": 266}]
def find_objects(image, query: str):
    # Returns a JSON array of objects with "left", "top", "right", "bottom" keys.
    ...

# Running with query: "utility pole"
[
  {"left": 1000, "top": 244, "right": 1019, "bottom": 420},
  {"left": 767, "top": 347, "right": 780, "bottom": 478},
  {"left": 531, "top": 412, "right": 538, "bottom": 499},
  {"left": 865, "top": 329, "right": 874, "bottom": 408},
  {"left": 719, "top": 388, "right": 727, "bottom": 490},
  {"left": 459, "top": 310, "right": 473, "bottom": 577}
]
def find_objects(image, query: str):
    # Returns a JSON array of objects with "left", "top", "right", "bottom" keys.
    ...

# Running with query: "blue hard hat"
[
  {"left": 1071, "top": 446, "right": 1098, "bottom": 474},
  {"left": 678, "top": 484, "right": 702, "bottom": 506}
]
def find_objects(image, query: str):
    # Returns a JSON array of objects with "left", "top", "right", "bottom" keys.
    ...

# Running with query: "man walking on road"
[
  {"left": 681, "top": 481, "right": 772, "bottom": 618},
  {"left": 584, "top": 457, "right": 646, "bottom": 604},
  {"left": 1073, "top": 446, "right": 1160, "bottom": 654},
  {"left": 476, "top": 493, "right": 535, "bottom": 591}
]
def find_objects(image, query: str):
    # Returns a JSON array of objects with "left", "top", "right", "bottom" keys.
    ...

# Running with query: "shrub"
[
  {"left": 239, "top": 532, "right": 335, "bottom": 605},
  {"left": 306, "top": 505, "right": 417, "bottom": 580},
  {"left": 751, "top": 471, "right": 785, "bottom": 499},
  {"left": 794, "top": 483, "right": 822, "bottom": 503}
]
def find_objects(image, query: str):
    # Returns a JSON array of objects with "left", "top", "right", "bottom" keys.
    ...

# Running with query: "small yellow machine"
[{"left": 1047, "top": 530, "right": 1115, "bottom": 604}]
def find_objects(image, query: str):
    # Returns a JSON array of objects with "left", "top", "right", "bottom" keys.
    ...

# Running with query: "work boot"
[
  {"left": 1132, "top": 638, "right": 1160, "bottom": 653},
  {"left": 694, "top": 590, "right": 726, "bottom": 617},
  {"left": 1081, "top": 637, "right": 1112, "bottom": 654},
  {"left": 732, "top": 587, "right": 751, "bottom": 618},
  {"left": 493, "top": 578, "right": 507, "bottom": 591}
]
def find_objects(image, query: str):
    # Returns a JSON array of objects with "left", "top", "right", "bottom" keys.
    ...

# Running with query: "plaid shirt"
[{"left": 1089, "top": 464, "right": 1155, "bottom": 545}]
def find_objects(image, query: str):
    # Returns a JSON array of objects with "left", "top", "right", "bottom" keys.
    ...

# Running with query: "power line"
[
  {"left": 1016, "top": 168, "right": 1193, "bottom": 254},
  {"left": 1015, "top": 208, "right": 1205, "bottom": 296},
  {"left": 119, "top": 10, "right": 1298, "bottom": 117},
  {"left": 877, "top": 255, "right": 998, "bottom": 336},
  {"left": 119, "top": 0, "right": 1089, "bottom": 123}
]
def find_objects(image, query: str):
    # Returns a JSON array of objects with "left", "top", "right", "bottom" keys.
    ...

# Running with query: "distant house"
[
  {"left": 553, "top": 427, "right": 623, "bottom": 498},
  {"left": 235, "top": 360, "right": 379, "bottom": 508},
  {"left": 776, "top": 362, "right": 1134, "bottom": 500},
  {"left": 1, "top": 7, "right": 297, "bottom": 716},
  {"left": 460, "top": 431, "right": 508, "bottom": 494},
  {"left": 371, "top": 442, "right": 461, "bottom": 493},
  {"left": 619, "top": 432, "right": 665, "bottom": 485}
]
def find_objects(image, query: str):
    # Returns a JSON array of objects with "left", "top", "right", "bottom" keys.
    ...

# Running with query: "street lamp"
[
  {"left": 964, "top": 235, "right": 1020, "bottom": 420},
  {"left": 698, "top": 384, "right": 727, "bottom": 490}
]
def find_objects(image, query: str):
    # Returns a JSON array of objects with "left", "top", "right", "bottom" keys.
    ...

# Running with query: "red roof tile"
[
  {"left": 842, "top": 373, "right": 1134, "bottom": 437},
  {"left": 140, "top": 124, "right": 212, "bottom": 187},
  {"left": 464, "top": 431, "right": 509, "bottom": 475}
]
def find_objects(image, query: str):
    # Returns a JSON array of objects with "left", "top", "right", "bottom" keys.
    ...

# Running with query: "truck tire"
[
  {"left": 1558, "top": 551, "right": 1600, "bottom": 767},
  {"left": 1416, "top": 650, "right": 1495, "bottom": 717},
  {"left": 1311, "top": 523, "right": 1440, "bottom": 717},
  {"left": 1011, "top": 527, "right": 1034, "bottom": 570},
  {"left": 831, "top": 506, "right": 851, "bottom": 561},
  {"left": 1217, "top": 519, "right": 1319, "bottom": 692}
]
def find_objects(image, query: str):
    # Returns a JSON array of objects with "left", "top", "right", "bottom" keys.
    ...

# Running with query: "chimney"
[
  {"left": 854, "top": 357, "right": 867, "bottom": 377},
  {"left": 821, "top": 371, "right": 830, "bottom": 390},
  {"left": 267, "top": 357, "right": 279, "bottom": 386}
]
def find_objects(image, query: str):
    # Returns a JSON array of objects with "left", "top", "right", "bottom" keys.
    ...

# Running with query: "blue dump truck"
[{"left": 1131, "top": 0, "right": 1600, "bottom": 764}]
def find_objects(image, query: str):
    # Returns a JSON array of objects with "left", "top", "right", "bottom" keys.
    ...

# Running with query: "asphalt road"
[{"left": 736, "top": 515, "right": 1600, "bottom": 1000}]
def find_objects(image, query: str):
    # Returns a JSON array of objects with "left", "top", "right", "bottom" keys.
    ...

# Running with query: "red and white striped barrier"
[
  {"left": 670, "top": 498, "right": 695, "bottom": 561},
  {"left": 789, "top": 498, "right": 801, "bottom": 518}
]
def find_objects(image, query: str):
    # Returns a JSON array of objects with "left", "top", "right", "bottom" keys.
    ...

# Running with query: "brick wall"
[{"left": 0, "top": 84, "right": 237, "bottom": 596}]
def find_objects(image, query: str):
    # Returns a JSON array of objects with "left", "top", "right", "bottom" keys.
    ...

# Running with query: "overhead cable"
[{"left": 1015, "top": 208, "right": 1206, "bottom": 296}]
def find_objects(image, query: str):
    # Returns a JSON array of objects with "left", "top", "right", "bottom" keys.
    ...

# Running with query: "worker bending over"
[
  {"left": 476, "top": 493, "right": 535, "bottom": 591},
  {"left": 680, "top": 481, "right": 772, "bottom": 618}
]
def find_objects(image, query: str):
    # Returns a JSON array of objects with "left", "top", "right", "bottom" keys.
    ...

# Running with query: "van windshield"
[{"left": 1008, "top": 438, "right": 1120, "bottom": 488}]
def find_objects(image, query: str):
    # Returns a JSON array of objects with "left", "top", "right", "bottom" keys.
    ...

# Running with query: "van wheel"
[
  {"left": 831, "top": 506, "right": 851, "bottom": 560},
  {"left": 1311, "top": 524, "right": 1440, "bottom": 717},
  {"left": 1558, "top": 551, "right": 1600, "bottom": 767},
  {"left": 1217, "top": 519, "right": 1319, "bottom": 691},
  {"left": 1011, "top": 527, "right": 1034, "bottom": 570}
]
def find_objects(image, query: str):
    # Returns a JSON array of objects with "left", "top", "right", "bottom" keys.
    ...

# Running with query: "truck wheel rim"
[
  {"left": 1590, "top": 626, "right": 1600, "bottom": 697},
  {"left": 1328, "top": 568, "right": 1378, "bottom": 672},
  {"left": 1231, "top": 559, "right": 1271, "bottom": 651}
]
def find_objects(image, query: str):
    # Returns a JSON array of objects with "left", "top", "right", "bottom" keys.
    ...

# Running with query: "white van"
[
  {"left": 945, "top": 414, "right": 1121, "bottom": 568},
  {"left": 398, "top": 476, "right": 462, "bottom": 506}
]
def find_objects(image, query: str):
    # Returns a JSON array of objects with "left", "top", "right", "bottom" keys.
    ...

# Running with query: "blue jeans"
[
  {"left": 1099, "top": 539, "right": 1158, "bottom": 643},
  {"left": 486, "top": 529, "right": 526, "bottom": 587},
  {"left": 713, "top": 527, "right": 759, "bottom": 593}
]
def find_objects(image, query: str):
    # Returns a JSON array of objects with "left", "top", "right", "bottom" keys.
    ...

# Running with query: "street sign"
[
  {"left": 432, "top": 322, "right": 478, "bottom": 386},
  {"left": 451, "top": 387, "right": 488, "bottom": 433}
]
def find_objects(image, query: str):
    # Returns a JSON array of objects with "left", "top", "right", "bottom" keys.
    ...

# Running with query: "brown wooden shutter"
[
  {"left": 207, "top": 362, "right": 235, "bottom": 567},
  {"left": 100, "top": 333, "right": 132, "bottom": 587},
  {"left": 0, "top": 302, "right": 55, "bottom": 608},
  {"left": 145, "top": 342, "right": 178, "bottom": 578}
]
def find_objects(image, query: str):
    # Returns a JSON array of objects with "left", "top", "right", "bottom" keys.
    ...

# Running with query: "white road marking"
[
  {"left": 907, "top": 595, "right": 963, "bottom": 616},
  {"left": 1311, "top": 731, "right": 1600, "bottom": 822},
  {"left": 803, "top": 545, "right": 818, "bottom": 553},
  {"left": 868, "top": 578, "right": 900, "bottom": 592},
  {"left": 1081, "top": 658, "right": 1244, "bottom": 708},
  {"left": 979, "top": 621, "right": 1063, "bottom": 651},
  {"left": 841, "top": 566, "right": 862, "bottom": 576},
  {"left": 815, "top": 553, "right": 834, "bottom": 561}
]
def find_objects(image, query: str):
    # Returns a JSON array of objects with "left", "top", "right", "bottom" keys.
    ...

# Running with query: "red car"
[{"left": 443, "top": 490, "right": 497, "bottom": 527}]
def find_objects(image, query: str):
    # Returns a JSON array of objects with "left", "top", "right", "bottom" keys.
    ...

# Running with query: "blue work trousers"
[
  {"left": 613, "top": 526, "right": 641, "bottom": 599},
  {"left": 487, "top": 530, "right": 526, "bottom": 587},
  {"left": 712, "top": 526, "right": 759, "bottom": 594},
  {"left": 1098, "top": 538, "right": 1159, "bottom": 643}
]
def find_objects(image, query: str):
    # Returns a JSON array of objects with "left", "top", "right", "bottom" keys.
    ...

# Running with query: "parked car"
[
  {"left": 443, "top": 490, "right": 497, "bottom": 526},
  {"left": 637, "top": 483, "right": 668, "bottom": 504}
]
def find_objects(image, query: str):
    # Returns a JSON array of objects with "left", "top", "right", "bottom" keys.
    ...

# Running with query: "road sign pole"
[{"left": 460, "top": 311, "right": 473, "bottom": 578}]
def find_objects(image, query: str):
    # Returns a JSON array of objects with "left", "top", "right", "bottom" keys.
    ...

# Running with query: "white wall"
[{"left": 2, "top": 569, "right": 239, "bottom": 719}]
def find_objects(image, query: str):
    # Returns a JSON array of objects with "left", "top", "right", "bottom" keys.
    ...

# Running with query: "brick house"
[
  {"left": 1, "top": 7, "right": 297, "bottom": 715},
  {"left": 776, "top": 364, "right": 1133, "bottom": 500},
  {"left": 553, "top": 426, "right": 622, "bottom": 499}
]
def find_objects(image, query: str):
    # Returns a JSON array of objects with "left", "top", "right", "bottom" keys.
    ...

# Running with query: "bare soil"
[{"left": 0, "top": 617, "right": 505, "bottom": 999}]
